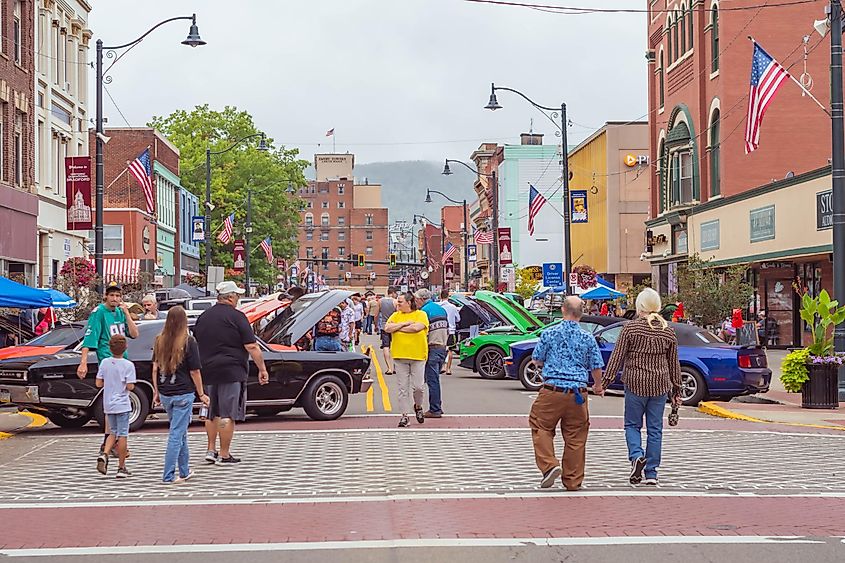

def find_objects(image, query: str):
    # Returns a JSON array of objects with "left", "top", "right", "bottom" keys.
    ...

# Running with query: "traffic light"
[
  {"left": 357, "top": 254, "right": 365, "bottom": 267},
  {"left": 389, "top": 253, "right": 397, "bottom": 267}
]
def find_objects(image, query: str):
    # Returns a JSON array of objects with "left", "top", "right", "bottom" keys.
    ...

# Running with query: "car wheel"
[
  {"left": 302, "top": 375, "right": 349, "bottom": 421},
  {"left": 475, "top": 346, "right": 506, "bottom": 379},
  {"left": 680, "top": 367, "right": 707, "bottom": 406},
  {"left": 45, "top": 409, "right": 92, "bottom": 428},
  {"left": 519, "top": 356, "right": 543, "bottom": 391},
  {"left": 92, "top": 385, "right": 151, "bottom": 432}
]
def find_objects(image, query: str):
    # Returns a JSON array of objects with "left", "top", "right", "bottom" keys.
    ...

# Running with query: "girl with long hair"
[{"left": 152, "top": 306, "right": 209, "bottom": 484}]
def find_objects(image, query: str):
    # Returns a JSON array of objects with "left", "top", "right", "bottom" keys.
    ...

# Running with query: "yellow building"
[{"left": 567, "top": 122, "right": 651, "bottom": 293}]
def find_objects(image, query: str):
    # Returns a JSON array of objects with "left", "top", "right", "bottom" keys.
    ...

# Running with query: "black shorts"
[
  {"left": 206, "top": 381, "right": 247, "bottom": 422},
  {"left": 380, "top": 330, "right": 392, "bottom": 349},
  {"left": 355, "top": 320, "right": 363, "bottom": 330},
  {"left": 447, "top": 334, "right": 458, "bottom": 350}
]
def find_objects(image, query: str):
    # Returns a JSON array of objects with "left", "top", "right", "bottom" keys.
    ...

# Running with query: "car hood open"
[{"left": 258, "top": 289, "right": 354, "bottom": 346}]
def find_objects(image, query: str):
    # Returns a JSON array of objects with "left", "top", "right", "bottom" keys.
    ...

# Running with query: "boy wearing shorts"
[{"left": 95, "top": 334, "right": 137, "bottom": 478}]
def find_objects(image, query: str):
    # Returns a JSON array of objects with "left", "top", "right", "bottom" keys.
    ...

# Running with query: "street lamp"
[
  {"left": 94, "top": 15, "right": 205, "bottom": 288},
  {"left": 426, "top": 188, "right": 469, "bottom": 292},
  {"left": 484, "top": 82, "right": 572, "bottom": 295},
  {"left": 442, "top": 159, "right": 499, "bottom": 290},
  {"left": 204, "top": 133, "right": 268, "bottom": 294}
]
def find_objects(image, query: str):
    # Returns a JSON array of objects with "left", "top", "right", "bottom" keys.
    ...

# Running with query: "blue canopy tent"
[
  {"left": 39, "top": 288, "right": 77, "bottom": 308},
  {"left": 0, "top": 276, "right": 52, "bottom": 308},
  {"left": 581, "top": 284, "right": 625, "bottom": 300}
]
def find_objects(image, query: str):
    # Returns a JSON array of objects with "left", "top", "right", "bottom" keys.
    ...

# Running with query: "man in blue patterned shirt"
[{"left": 529, "top": 295, "right": 605, "bottom": 490}]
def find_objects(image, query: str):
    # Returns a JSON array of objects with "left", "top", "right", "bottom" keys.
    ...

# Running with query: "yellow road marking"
[
  {"left": 0, "top": 432, "right": 12, "bottom": 440},
  {"left": 363, "top": 346, "right": 375, "bottom": 412},
  {"left": 363, "top": 344, "right": 392, "bottom": 412}
]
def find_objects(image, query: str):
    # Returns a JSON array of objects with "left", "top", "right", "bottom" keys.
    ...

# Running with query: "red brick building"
[
  {"left": 0, "top": 0, "right": 37, "bottom": 284},
  {"left": 440, "top": 204, "right": 465, "bottom": 290},
  {"left": 297, "top": 154, "right": 389, "bottom": 292},
  {"left": 644, "top": 1, "right": 836, "bottom": 346}
]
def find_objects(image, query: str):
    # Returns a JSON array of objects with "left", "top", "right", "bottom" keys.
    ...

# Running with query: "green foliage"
[
  {"left": 57, "top": 258, "right": 100, "bottom": 321},
  {"left": 514, "top": 266, "right": 540, "bottom": 300},
  {"left": 780, "top": 348, "right": 810, "bottom": 392},
  {"left": 676, "top": 254, "right": 753, "bottom": 327},
  {"left": 799, "top": 289, "right": 845, "bottom": 357},
  {"left": 626, "top": 278, "right": 652, "bottom": 310},
  {"left": 148, "top": 105, "right": 309, "bottom": 287}
]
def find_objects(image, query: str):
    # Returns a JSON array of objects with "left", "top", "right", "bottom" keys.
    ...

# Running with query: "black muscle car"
[{"left": 0, "top": 290, "right": 372, "bottom": 431}]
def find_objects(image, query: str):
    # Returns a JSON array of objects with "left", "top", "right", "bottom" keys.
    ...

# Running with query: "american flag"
[
  {"left": 129, "top": 148, "right": 155, "bottom": 215},
  {"left": 528, "top": 184, "right": 547, "bottom": 236},
  {"left": 217, "top": 213, "right": 234, "bottom": 244},
  {"left": 427, "top": 254, "right": 440, "bottom": 271},
  {"left": 260, "top": 237, "right": 274, "bottom": 264},
  {"left": 474, "top": 228, "right": 494, "bottom": 245},
  {"left": 326, "top": 128, "right": 334, "bottom": 137},
  {"left": 441, "top": 241, "right": 457, "bottom": 264},
  {"left": 745, "top": 43, "right": 790, "bottom": 154}
]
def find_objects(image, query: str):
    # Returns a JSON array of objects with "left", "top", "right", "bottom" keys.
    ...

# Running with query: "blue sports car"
[{"left": 504, "top": 320, "right": 771, "bottom": 406}]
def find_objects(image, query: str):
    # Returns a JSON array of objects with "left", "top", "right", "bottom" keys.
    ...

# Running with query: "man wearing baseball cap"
[{"left": 193, "top": 281, "right": 269, "bottom": 465}]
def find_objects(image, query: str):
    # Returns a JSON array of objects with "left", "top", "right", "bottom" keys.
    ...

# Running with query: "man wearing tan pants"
[{"left": 529, "top": 296, "right": 605, "bottom": 490}]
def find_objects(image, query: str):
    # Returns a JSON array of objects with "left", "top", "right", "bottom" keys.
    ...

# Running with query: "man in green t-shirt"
[{"left": 77, "top": 282, "right": 139, "bottom": 453}]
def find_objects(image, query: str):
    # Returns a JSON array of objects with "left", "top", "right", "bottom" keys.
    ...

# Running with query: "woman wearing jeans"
[
  {"left": 600, "top": 288, "right": 682, "bottom": 486},
  {"left": 384, "top": 292, "right": 429, "bottom": 427},
  {"left": 152, "top": 306, "right": 210, "bottom": 484}
]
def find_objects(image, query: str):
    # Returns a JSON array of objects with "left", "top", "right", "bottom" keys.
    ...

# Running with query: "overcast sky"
[{"left": 88, "top": 1, "right": 647, "bottom": 164}]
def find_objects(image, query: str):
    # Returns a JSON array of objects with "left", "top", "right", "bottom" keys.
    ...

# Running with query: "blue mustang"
[{"left": 504, "top": 320, "right": 771, "bottom": 406}]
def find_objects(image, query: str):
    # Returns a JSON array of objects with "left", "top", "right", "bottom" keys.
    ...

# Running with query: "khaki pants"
[
  {"left": 394, "top": 359, "right": 425, "bottom": 414},
  {"left": 528, "top": 387, "right": 590, "bottom": 490}
]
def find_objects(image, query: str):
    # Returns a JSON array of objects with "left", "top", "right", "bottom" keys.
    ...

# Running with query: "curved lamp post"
[
  {"left": 95, "top": 15, "right": 205, "bottom": 287},
  {"left": 204, "top": 133, "right": 268, "bottom": 294},
  {"left": 442, "top": 159, "right": 499, "bottom": 290},
  {"left": 413, "top": 214, "right": 444, "bottom": 288},
  {"left": 484, "top": 83, "right": 572, "bottom": 295},
  {"left": 426, "top": 189, "right": 468, "bottom": 291}
]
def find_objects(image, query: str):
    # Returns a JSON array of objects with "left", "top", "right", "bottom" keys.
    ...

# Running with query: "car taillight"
[{"left": 738, "top": 354, "right": 751, "bottom": 368}]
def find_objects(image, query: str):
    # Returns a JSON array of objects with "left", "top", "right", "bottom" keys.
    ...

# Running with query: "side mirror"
[{"left": 595, "top": 335, "right": 606, "bottom": 346}]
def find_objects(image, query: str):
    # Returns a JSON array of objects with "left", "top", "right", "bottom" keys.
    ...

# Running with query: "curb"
[
  {"left": 698, "top": 401, "right": 845, "bottom": 431},
  {"left": 0, "top": 410, "right": 49, "bottom": 440}
]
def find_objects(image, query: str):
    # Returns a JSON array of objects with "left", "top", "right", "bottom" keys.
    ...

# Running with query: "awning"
[{"left": 103, "top": 259, "right": 141, "bottom": 283}]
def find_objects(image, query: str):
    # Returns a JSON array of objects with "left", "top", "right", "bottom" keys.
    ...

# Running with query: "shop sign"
[
  {"left": 817, "top": 190, "right": 833, "bottom": 230},
  {"left": 700, "top": 220, "right": 720, "bottom": 251},
  {"left": 749, "top": 205, "right": 775, "bottom": 243},
  {"left": 524, "top": 265, "right": 543, "bottom": 281},
  {"left": 760, "top": 261, "right": 792, "bottom": 269}
]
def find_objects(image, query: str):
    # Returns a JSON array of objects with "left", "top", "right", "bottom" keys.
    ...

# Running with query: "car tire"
[
  {"left": 45, "top": 410, "right": 92, "bottom": 428},
  {"left": 475, "top": 346, "right": 506, "bottom": 379},
  {"left": 92, "top": 385, "right": 151, "bottom": 432},
  {"left": 680, "top": 367, "right": 707, "bottom": 406},
  {"left": 301, "top": 375, "right": 349, "bottom": 421},
  {"left": 519, "top": 356, "right": 543, "bottom": 391}
]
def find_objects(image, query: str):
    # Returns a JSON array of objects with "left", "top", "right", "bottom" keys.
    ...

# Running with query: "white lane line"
[
  {"left": 2, "top": 490, "right": 845, "bottom": 510},
  {"left": 0, "top": 536, "right": 827, "bottom": 557}
]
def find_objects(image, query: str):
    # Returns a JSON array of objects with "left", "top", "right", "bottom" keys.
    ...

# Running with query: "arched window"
[
  {"left": 688, "top": 2, "right": 694, "bottom": 49},
  {"left": 711, "top": 4, "right": 719, "bottom": 72},
  {"left": 658, "top": 50, "right": 665, "bottom": 108},
  {"left": 304, "top": 212, "right": 313, "bottom": 226},
  {"left": 710, "top": 108, "right": 721, "bottom": 196},
  {"left": 657, "top": 136, "right": 666, "bottom": 213},
  {"left": 666, "top": 16, "right": 673, "bottom": 62},
  {"left": 680, "top": 5, "right": 687, "bottom": 54},
  {"left": 672, "top": 10, "right": 679, "bottom": 61},
  {"left": 321, "top": 212, "right": 329, "bottom": 226}
]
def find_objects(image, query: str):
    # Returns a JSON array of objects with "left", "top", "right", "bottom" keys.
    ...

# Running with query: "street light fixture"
[
  {"left": 95, "top": 14, "right": 205, "bottom": 288},
  {"left": 483, "top": 82, "right": 572, "bottom": 295},
  {"left": 426, "top": 188, "right": 469, "bottom": 292}
]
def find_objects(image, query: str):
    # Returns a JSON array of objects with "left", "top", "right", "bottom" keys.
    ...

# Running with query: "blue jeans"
[
  {"left": 424, "top": 347, "right": 448, "bottom": 414},
  {"left": 364, "top": 316, "right": 373, "bottom": 334},
  {"left": 624, "top": 391, "right": 667, "bottom": 479},
  {"left": 160, "top": 392, "right": 194, "bottom": 482},
  {"left": 314, "top": 335, "right": 342, "bottom": 351}
]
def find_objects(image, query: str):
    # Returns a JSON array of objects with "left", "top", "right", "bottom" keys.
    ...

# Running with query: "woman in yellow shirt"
[{"left": 385, "top": 292, "right": 429, "bottom": 427}]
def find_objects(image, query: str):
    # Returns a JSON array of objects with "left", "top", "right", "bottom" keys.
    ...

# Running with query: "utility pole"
[
  {"left": 245, "top": 189, "right": 252, "bottom": 297},
  {"left": 491, "top": 169, "right": 499, "bottom": 291},
  {"left": 831, "top": 0, "right": 845, "bottom": 399},
  {"left": 560, "top": 102, "right": 573, "bottom": 296},
  {"left": 204, "top": 147, "right": 211, "bottom": 295}
]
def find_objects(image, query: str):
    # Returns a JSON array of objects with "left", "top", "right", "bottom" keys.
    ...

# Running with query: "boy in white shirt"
[{"left": 95, "top": 334, "right": 137, "bottom": 478}]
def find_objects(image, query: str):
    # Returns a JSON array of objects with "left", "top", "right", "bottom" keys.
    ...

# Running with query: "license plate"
[{"left": 0, "top": 390, "right": 10, "bottom": 403}]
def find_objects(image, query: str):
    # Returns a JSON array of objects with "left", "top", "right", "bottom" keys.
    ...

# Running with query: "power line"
[{"left": 464, "top": 0, "right": 821, "bottom": 15}]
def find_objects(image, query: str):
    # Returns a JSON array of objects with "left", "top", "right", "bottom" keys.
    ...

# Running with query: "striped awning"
[{"left": 86, "top": 259, "right": 140, "bottom": 283}]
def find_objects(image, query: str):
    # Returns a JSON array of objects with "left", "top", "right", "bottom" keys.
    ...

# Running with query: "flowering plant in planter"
[{"left": 780, "top": 289, "right": 845, "bottom": 394}]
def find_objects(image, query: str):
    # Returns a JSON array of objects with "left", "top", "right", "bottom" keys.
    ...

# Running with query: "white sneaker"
[
  {"left": 643, "top": 477, "right": 659, "bottom": 486},
  {"left": 204, "top": 451, "right": 218, "bottom": 464}
]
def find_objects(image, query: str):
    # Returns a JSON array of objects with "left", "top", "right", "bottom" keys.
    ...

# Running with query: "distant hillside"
[{"left": 307, "top": 160, "right": 477, "bottom": 225}]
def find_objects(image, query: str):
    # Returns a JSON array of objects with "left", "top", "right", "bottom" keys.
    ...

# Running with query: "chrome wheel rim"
[
  {"left": 478, "top": 349, "right": 503, "bottom": 377},
  {"left": 524, "top": 361, "right": 543, "bottom": 387},
  {"left": 315, "top": 381, "right": 344, "bottom": 416},
  {"left": 128, "top": 391, "right": 142, "bottom": 425},
  {"left": 680, "top": 372, "right": 696, "bottom": 401}
]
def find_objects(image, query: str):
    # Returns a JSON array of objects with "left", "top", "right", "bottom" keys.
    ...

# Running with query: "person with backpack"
[{"left": 314, "top": 305, "right": 343, "bottom": 351}]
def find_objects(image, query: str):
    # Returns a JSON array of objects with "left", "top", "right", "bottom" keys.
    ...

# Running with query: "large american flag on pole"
[
  {"left": 217, "top": 213, "right": 234, "bottom": 244},
  {"left": 528, "top": 184, "right": 547, "bottom": 236},
  {"left": 441, "top": 241, "right": 457, "bottom": 264},
  {"left": 260, "top": 237, "right": 274, "bottom": 264},
  {"left": 744, "top": 42, "right": 789, "bottom": 154},
  {"left": 474, "top": 228, "right": 494, "bottom": 245},
  {"left": 128, "top": 148, "right": 155, "bottom": 215}
]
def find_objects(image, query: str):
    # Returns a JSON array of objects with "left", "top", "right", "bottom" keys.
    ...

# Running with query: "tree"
[
  {"left": 514, "top": 266, "right": 540, "bottom": 300},
  {"left": 148, "top": 105, "right": 308, "bottom": 287},
  {"left": 676, "top": 254, "right": 753, "bottom": 327}
]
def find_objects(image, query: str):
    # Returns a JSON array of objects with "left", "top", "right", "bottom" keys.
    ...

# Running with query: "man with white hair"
[
  {"left": 193, "top": 281, "right": 269, "bottom": 465},
  {"left": 529, "top": 295, "right": 605, "bottom": 491},
  {"left": 140, "top": 294, "right": 166, "bottom": 320},
  {"left": 414, "top": 288, "right": 449, "bottom": 418}
]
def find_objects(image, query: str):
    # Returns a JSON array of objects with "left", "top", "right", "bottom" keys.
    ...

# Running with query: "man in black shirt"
[{"left": 193, "top": 281, "right": 269, "bottom": 465}]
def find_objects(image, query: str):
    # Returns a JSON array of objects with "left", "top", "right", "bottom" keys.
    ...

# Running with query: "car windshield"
[
  {"left": 24, "top": 325, "right": 85, "bottom": 347},
  {"left": 191, "top": 301, "right": 213, "bottom": 311}
]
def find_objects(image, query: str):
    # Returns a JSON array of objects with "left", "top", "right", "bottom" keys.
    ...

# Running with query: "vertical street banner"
[
  {"left": 467, "top": 244, "right": 477, "bottom": 262},
  {"left": 571, "top": 190, "right": 588, "bottom": 223},
  {"left": 497, "top": 227, "right": 513, "bottom": 265},
  {"left": 65, "top": 156, "right": 92, "bottom": 230},
  {"left": 445, "top": 258, "right": 454, "bottom": 280},
  {"left": 191, "top": 216, "right": 206, "bottom": 242},
  {"left": 232, "top": 239, "right": 246, "bottom": 272},
  {"left": 276, "top": 258, "right": 287, "bottom": 271}
]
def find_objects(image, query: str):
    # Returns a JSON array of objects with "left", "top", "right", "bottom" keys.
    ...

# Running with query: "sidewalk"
[{"left": 698, "top": 349, "right": 845, "bottom": 430}]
